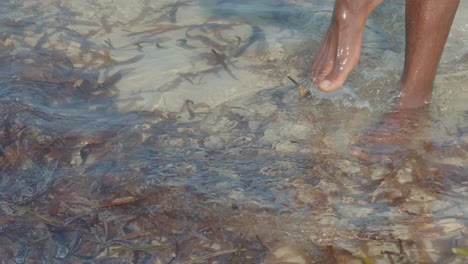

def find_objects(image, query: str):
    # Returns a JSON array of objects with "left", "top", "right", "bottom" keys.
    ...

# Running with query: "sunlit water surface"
[{"left": 0, "top": 0, "right": 467, "bottom": 263}]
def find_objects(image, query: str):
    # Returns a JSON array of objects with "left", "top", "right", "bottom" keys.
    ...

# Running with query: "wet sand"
[{"left": 0, "top": 0, "right": 467, "bottom": 263}]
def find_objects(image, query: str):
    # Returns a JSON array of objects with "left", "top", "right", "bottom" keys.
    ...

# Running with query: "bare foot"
[
  {"left": 311, "top": 0, "right": 383, "bottom": 92},
  {"left": 350, "top": 106, "right": 430, "bottom": 162}
]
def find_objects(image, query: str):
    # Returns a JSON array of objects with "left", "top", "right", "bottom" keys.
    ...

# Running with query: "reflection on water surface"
[{"left": 0, "top": 0, "right": 467, "bottom": 263}]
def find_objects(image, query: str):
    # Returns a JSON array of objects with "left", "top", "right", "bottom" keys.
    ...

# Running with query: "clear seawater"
[{"left": 0, "top": 0, "right": 467, "bottom": 263}]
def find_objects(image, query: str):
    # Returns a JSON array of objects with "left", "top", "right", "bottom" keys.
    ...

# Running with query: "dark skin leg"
[
  {"left": 311, "top": 0, "right": 460, "bottom": 159},
  {"left": 398, "top": 0, "right": 460, "bottom": 109},
  {"left": 312, "top": 0, "right": 460, "bottom": 103}
]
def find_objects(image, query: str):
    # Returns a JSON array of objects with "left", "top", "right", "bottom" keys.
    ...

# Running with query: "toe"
[
  {"left": 312, "top": 31, "right": 336, "bottom": 82},
  {"left": 312, "top": 47, "right": 329, "bottom": 81},
  {"left": 317, "top": 74, "right": 347, "bottom": 92},
  {"left": 317, "top": 62, "right": 355, "bottom": 92}
]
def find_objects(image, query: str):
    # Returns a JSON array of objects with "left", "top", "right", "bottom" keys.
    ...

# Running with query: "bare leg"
[
  {"left": 398, "top": 0, "right": 460, "bottom": 109},
  {"left": 311, "top": 0, "right": 383, "bottom": 92},
  {"left": 351, "top": 0, "right": 460, "bottom": 160}
]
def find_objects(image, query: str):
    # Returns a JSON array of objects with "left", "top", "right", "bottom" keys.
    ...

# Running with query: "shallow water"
[{"left": 1, "top": 0, "right": 467, "bottom": 263}]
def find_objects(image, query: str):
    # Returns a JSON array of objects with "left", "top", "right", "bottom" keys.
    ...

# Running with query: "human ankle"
[
  {"left": 333, "top": 0, "right": 383, "bottom": 26},
  {"left": 397, "top": 96, "right": 429, "bottom": 109},
  {"left": 396, "top": 87, "right": 432, "bottom": 109},
  {"left": 337, "top": 0, "right": 383, "bottom": 16},
  {"left": 398, "top": 78, "right": 434, "bottom": 109}
]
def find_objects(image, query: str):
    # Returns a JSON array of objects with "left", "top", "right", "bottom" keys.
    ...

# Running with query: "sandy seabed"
[{"left": 0, "top": 0, "right": 467, "bottom": 263}]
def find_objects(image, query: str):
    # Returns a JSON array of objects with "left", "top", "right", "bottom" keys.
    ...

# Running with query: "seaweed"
[
  {"left": 231, "top": 25, "right": 267, "bottom": 58},
  {"left": 0, "top": 1, "right": 466, "bottom": 263},
  {"left": 211, "top": 48, "right": 237, "bottom": 79}
]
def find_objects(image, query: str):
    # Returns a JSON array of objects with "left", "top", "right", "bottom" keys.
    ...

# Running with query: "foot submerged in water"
[{"left": 349, "top": 106, "right": 430, "bottom": 162}]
